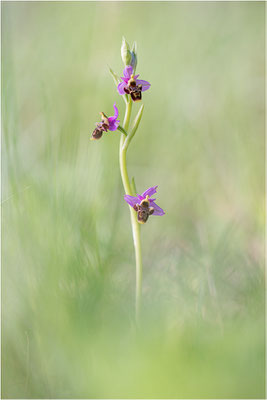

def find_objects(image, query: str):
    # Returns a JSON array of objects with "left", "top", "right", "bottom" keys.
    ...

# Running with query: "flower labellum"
[
  {"left": 124, "top": 186, "right": 165, "bottom": 224},
  {"left": 117, "top": 65, "right": 151, "bottom": 102},
  {"left": 91, "top": 103, "right": 120, "bottom": 140}
]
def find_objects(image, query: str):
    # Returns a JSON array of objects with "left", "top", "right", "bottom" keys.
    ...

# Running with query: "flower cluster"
[
  {"left": 90, "top": 38, "right": 164, "bottom": 224},
  {"left": 91, "top": 67, "right": 150, "bottom": 139}
]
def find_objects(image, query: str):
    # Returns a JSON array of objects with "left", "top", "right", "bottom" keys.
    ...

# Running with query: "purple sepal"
[
  {"left": 136, "top": 79, "right": 151, "bottom": 92},
  {"left": 123, "top": 65, "right": 133, "bottom": 78},
  {"left": 124, "top": 194, "right": 140, "bottom": 208},
  {"left": 108, "top": 103, "right": 120, "bottom": 131},
  {"left": 149, "top": 200, "right": 165, "bottom": 216},
  {"left": 142, "top": 186, "right": 158, "bottom": 198},
  {"left": 118, "top": 82, "right": 127, "bottom": 95}
]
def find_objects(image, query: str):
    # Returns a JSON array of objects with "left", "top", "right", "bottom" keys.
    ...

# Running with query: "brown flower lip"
[
  {"left": 134, "top": 198, "right": 154, "bottom": 224},
  {"left": 124, "top": 79, "right": 142, "bottom": 102}
]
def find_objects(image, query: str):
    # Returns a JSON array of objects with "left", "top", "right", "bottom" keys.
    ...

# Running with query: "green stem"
[
  {"left": 119, "top": 98, "right": 143, "bottom": 322},
  {"left": 123, "top": 97, "right": 132, "bottom": 132}
]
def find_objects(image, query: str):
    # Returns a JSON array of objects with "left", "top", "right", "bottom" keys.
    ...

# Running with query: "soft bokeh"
[{"left": 2, "top": 2, "right": 265, "bottom": 398}]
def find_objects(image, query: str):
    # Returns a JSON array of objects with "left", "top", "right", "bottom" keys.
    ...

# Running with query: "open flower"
[
  {"left": 124, "top": 186, "right": 165, "bottom": 224},
  {"left": 91, "top": 103, "right": 120, "bottom": 140},
  {"left": 117, "top": 65, "right": 151, "bottom": 101}
]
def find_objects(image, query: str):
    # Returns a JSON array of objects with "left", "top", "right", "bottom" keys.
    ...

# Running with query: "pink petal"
[
  {"left": 142, "top": 186, "right": 158, "bottom": 198},
  {"left": 112, "top": 103, "right": 118, "bottom": 119},
  {"left": 123, "top": 65, "right": 133, "bottom": 78},
  {"left": 108, "top": 118, "right": 120, "bottom": 131},
  {"left": 149, "top": 200, "right": 165, "bottom": 216}
]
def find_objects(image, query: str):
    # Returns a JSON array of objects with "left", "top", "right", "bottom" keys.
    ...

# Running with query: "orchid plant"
[{"left": 90, "top": 38, "right": 165, "bottom": 321}]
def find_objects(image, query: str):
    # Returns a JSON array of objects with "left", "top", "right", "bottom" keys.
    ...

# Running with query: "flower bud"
[
  {"left": 121, "top": 37, "right": 132, "bottom": 67},
  {"left": 130, "top": 41, "right": 137, "bottom": 72},
  {"left": 130, "top": 51, "right": 137, "bottom": 72}
]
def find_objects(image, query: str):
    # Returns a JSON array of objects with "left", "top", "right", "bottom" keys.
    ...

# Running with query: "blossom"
[
  {"left": 117, "top": 65, "right": 151, "bottom": 101},
  {"left": 124, "top": 186, "right": 165, "bottom": 224},
  {"left": 91, "top": 103, "right": 120, "bottom": 140}
]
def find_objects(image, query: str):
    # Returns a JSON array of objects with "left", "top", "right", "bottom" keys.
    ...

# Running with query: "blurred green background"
[{"left": 2, "top": 1, "right": 265, "bottom": 398}]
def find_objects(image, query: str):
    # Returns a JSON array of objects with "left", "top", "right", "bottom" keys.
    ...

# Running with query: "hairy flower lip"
[
  {"left": 117, "top": 65, "right": 151, "bottom": 96},
  {"left": 124, "top": 186, "right": 165, "bottom": 217}
]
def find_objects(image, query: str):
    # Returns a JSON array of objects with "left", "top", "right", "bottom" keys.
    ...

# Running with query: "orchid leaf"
[
  {"left": 123, "top": 104, "right": 144, "bottom": 151},
  {"left": 131, "top": 177, "right": 137, "bottom": 195},
  {"left": 108, "top": 66, "right": 120, "bottom": 86}
]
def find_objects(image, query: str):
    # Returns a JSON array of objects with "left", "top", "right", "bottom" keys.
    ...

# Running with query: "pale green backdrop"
[{"left": 2, "top": 2, "right": 265, "bottom": 398}]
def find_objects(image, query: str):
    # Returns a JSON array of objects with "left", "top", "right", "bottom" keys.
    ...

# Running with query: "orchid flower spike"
[
  {"left": 124, "top": 186, "right": 165, "bottom": 224},
  {"left": 117, "top": 65, "right": 151, "bottom": 102},
  {"left": 91, "top": 103, "right": 120, "bottom": 140}
]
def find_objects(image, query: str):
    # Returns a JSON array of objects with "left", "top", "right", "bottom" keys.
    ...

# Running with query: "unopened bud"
[
  {"left": 121, "top": 37, "right": 132, "bottom": 67},
  {"left": 130, "top": 41, "right": 137, "bottom": 72},
  {"left": 130, "top": 51, "right": 137, "bottom": 72}
]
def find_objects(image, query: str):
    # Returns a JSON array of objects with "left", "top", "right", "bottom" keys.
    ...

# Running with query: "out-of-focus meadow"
[{"left": 2, "top": 2, "right": 265, "bottom": 398}]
